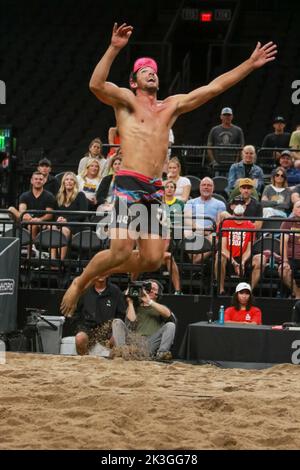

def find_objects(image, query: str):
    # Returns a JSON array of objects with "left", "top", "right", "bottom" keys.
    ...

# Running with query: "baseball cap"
[
  {"left": 38, "top": 158, "right": 51, "bottom": 167},
  {"left": 239, "top": 178, "right": 254, "bottom": 188},
  {"left": 273, "top": 116, "right": 285, "bottom": 124},
  {"left": 221, "top": 107, "right": 233, "bottom": 115},
  {"left": 235, "top": 282, "right": 252, "bottom": 293},
  {"left": 133, "top": 57, "right": 158, "bottom": 74},
  {"left": 280, "top": 150, "right": 292, "bottom": 158}
]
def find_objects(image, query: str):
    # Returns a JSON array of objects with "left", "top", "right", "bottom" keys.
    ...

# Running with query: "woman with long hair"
[
  {"left": 96, "top": 154, "right": 122, "bottom": 210},
  {"left": 77, "top": 137, "right": 107, "bottom": 176},
  {"left": 77, "top": 158, "right": 102, "bottom": 210},
  {"left": 224, "top": 282, "right": 262, "bottom": 324},
  {"left": 261, "top": 166, "right": 291, "bottom": 218},
  {"left": 53, "top": 172, "right": 88, "bottom": 259},
  {"left": 166, "top": 157, "right": 191, "bottom": 202}
]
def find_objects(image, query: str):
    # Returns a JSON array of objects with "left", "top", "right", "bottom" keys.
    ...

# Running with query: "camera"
[{"left": 127, "top": 281, "right": 152, "bottom": 301}]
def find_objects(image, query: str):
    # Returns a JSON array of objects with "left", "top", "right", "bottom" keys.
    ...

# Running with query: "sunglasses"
[{"left": 275, "top": 173, "right": 285, "bottom": 177}]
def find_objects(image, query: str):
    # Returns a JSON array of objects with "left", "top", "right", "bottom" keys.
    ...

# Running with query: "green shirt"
[{"left": 136, "top": 305, "right": 164, "bottom": 337}]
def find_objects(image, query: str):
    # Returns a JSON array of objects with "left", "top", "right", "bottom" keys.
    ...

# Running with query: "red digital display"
[{"left": 200, "top": 12, "right": 213, "bottom": 22}]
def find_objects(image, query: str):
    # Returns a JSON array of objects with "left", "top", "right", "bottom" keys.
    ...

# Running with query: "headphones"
[{"left": 148, "top": 279, "right": 164, "bottom": 302}]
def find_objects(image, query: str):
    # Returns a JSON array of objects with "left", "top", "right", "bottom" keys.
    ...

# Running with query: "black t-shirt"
[
  {"left": 243, "top": 163, "right": 253, "bottom": 178},
  {"left": 75, "top": 282, "right": 127, "bottom": 329},
  {"left": 57, "top": 192, "right": 88, "bottom": 222},
  {"left": 262, "top": 133, "right": 291, "bottom": 148},
  {"left": 44, "top": 175, "right": 60, "bottom": 196},
  {"left": 244, "top": 198, "right": 263, "bottom": 218},
  {"left": 19, "top": 189, "right": 56, "bottom": 213}
]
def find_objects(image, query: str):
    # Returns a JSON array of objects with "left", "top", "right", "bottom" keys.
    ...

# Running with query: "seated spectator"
[
  {"left": 77, "top": 138, "right": 107, "bottom": 176},
  {"left": 70, "top": 275, "right": 127, "bottom": 355},
  {"left": 51, "top": 172, "right": 88, "bottom": 260},
  {"left": 96, "top": 154, "right": 122, "bottom": 211},
  {"left": 224, "top": 282, "right": 262, "bottom": 325},
  {"left": 8, "top": 171, "right": 56, "bottom": 240},
  {"left": 226, "top": 179, "right": 263, "bottom": 229},
  {"left": 166, "top": 157, "right": 191, "bottom": 202},
  {"left": 278, "top": 201, "right": 300, "bottom": 298},
  {"left": 215, "top": 198, "right": 266, "bottom": 294},
  {"left": 261, "top": 167, "right": 291, "bottom": 218},
  {"left": 277, "top": 150, "right": 300, "bottom": 188},
  {"left": 37, "top": 158, "right": 59, "bottom": 196},
  {"left": 112, "top": 280, "right": 176, "bottom": 361},
  {"left": 226, "top": 145, "right": 264, "bottom": 197},
  {"left": 184, "top": 177, "right": 226, "bottom": 264},
  {"left": 77, "top": 158, "right": 102, "bottom": 210},
  {"left": 207, "top": 107, "right": 244, "bottom": 165}
]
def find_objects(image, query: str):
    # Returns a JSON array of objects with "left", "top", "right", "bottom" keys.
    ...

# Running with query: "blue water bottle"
[{"left": 218, "top": 305, "right": 225, "bottom": 325}]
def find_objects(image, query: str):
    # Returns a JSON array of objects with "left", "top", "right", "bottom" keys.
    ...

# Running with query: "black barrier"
[{"left": 0, "top": 237, "right": 19, "bottom": 333}]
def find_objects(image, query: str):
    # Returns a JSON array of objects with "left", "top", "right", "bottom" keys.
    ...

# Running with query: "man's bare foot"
[{"left": 61, "top": 278, "right": 82, "bottom": 316}]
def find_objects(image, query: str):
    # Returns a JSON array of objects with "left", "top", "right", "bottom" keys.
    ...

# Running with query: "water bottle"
[{"left": 218, "top": 305, "right": 225, "bottom": 325}]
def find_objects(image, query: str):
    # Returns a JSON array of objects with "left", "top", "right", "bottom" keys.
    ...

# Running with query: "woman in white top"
[
  {"left": 261, "top": 167, "right": 291, "bottom": 218},
  {"left": 77, "top": 137, "right": 107, "bottom": 176},
  {"left": 77, "top": 158, "right": 102, "bottom": 210},
  {"left": 166, "top": 156, "right": 191, "bottom": 202}
]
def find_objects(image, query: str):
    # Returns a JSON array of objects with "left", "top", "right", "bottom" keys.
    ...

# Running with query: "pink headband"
[{"left": 133, "top": 57, "right": 158, "bottom": 74}]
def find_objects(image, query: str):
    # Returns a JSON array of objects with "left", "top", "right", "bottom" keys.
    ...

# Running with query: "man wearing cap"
[
  {"left": 61, "top": 22, "right": 277, "bottom": 315},
  {"left": 224, "top": 282, "right": 262, "bottom": 324},
  {"left": 226, "top": 145, "right": 264, "bottom": 197},
  {"left": 207, "top": 107, "right": 244, "bottom": 166},
  {"left": 228, "top": 178, "right": 263, "bottom": 229},
  {"left": 261, "top": 117, "right": 291, "bottom": 163},
  {"left": 37, "top": 158, "right": 59, "bottom": 196},
  {"left": 216, "top": 198, "right": 266, "bottom": 294},
  {"left": 277, "top": 150, "right": 300, "bottom": 188}
]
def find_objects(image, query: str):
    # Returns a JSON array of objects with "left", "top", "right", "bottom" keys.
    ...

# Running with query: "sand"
[{"left": 0, "top": 352, "right": 300, "bottom": 450}]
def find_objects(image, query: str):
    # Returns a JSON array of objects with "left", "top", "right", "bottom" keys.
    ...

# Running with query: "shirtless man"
[{"left": 61, "top": 22, "right": 277, "bottom": 315}]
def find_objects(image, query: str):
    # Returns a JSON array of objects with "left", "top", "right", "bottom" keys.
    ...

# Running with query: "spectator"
[
  {"left": 73, "top": 276, "right": 127, "bottom": 355},
  {"left": 77, "top": 138, "right": 107, "bottom": 176},
  {"left": 227, "top": 179, "right": 263, "bottom": 229},
  {"left": 226, "top": 145, "right": 264, "bottom": 197},
  {"left": 96, "top": 154, "right": 122, "bottom": 211},
  {"left": 278, "top": 201, "right": 300, "bottom": 298},
  {"left": 277, "top": 150, "right": 300, "bottom": 188},
  {"left": 112, "top": 280, "right": 176, "bottom": 361},
  {"left": 207, "top": 107, "right": 244, "bottom": 165},
  {"left": 261, "top": 167, "right": 291, "bottom": 218},
  {"left": 224, "top": 282, "right": 262, "bottom": 324},
  {"left": 185, "top": 177, "right": 226, "bottom": 230},
  {"left": 261, "top": 116, "right": 291, "bottom": 161},
  {"left": 8, "top": 171, "right": 56, "bottom": 240},
  {"left": 166, "top": 157, "right": 191, "bottom": 202},
  {"left": 77, "top": 158, "right": 102, "bottom": 210},
  {"left": 37, "top": 158, "right": 59, "bottom": 196},
  {"left": 215, "top": 198, "right": 266, "bottom": 294},
  {"left": 51, "top": 172, "right": 88, "bottom": 260},
  {"left": 289, "top": 125, "right": 300, "bottom": 161}
]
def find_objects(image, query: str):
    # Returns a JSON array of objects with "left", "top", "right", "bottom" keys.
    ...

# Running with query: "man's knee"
[{"left": 75, "top": 331, "right": 89, "bottom": 354}]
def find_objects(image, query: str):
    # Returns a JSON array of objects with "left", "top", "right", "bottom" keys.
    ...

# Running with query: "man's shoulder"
[{"left": 19, "top": 190, "right": 32, "bottom": 200}]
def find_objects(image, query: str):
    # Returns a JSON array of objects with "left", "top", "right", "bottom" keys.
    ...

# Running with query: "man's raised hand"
[
  {"left": 250, "top": 41, "right": 277, "bottom": 69},
  {"left": 111, "top": 22, "right": 133, "bottom": 49}
]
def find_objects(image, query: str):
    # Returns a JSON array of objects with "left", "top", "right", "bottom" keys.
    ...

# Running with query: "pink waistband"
[{"left": 116, "top": 169, "right": 162, "bottom": 186}]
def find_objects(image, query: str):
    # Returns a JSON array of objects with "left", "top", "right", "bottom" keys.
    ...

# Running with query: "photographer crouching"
[{"left": 112, "top": 280, "right": 176, "bottom": 361}]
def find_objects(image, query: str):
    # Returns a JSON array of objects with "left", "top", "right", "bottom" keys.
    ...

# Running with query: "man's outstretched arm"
[
  {"left": 89, "top": 23, "right": 134, "bottom": 106},
  {"left": 173, "top": 41, "right": 277, "bottom": 115}
]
